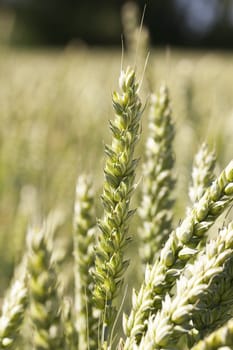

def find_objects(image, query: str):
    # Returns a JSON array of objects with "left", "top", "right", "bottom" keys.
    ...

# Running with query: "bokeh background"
[
  {"left": 0, "top": 0, "right": 233, "bottom": 321},
  {"left": 1, "top": 0, "right": 233, "bottom": 48}
]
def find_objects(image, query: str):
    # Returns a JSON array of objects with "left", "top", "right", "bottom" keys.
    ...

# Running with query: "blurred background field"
[
  {"left": 0, "top": 0, "right": 233, "bottom": 319},
  {"left": 1, "top": 46, "right": 233, "bottom": 292}
]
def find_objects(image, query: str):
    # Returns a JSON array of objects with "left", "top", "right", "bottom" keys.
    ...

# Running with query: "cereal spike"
[
  {"left": 28, "top": 226, "right": 64, "bottom": 350},
  {"left": 0, "top": 273, "right": 27, "bottom": 349},
  {"left": 122, "top": 160, "right": 233, "bottom": 349},
  {"left": 191, "top": 318, "right": 233, "bottom": 350},
  {"left": 73, "top": 175, "right": 98, "bottom": 350},
  {"left": 189, "top": 143, "right": 216, "bottom": 205},
  {"left": 92, "top": 67, "right": 142, "bottom": 342},
  {"left": 136, "top": 223, "right": 233, "bottom": 349},
  {"left": 138, "top": 85, "right": 176, "bottom": 265}
]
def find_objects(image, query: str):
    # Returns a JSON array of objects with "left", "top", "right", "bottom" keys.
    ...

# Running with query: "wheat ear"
[
  {"left": 62, "top": 298, "right": 78, "bottom": 350},
  {"left": 122, "top": 160, "right": 233, "bottom": 349},
  {"left": 27, "top": 225, "right": 64, "bottom": 350},
  {"left": 189, "top": 143, "right": 216, "bottom": 205},
  {"left": 190, "top": 318, "right": 233, "bottom": 350},
  {"left": 138, "top": 86, "right": 175, "bottom": 265},
  {"left": 135, "top": 223, "right": 233, "bottom": 349},
  {"left": 121, "top": 1, "right": 139, "bottom": 55},
  {"left": 0, "top": 271, "right": 27, "bottom": 349},
  {"left": 192, "top": 252, "right": 233, "bottom": 339},
  {"left": 92, "top": 67, "right": 142, "bottom": 341},
  {"left": 73, "top": 175, "right": 98, "bottom": 350}
]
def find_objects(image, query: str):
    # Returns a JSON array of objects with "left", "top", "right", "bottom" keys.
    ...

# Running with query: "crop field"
[{"left": 1, "top": 46, "right": 233, "bottom": 349}]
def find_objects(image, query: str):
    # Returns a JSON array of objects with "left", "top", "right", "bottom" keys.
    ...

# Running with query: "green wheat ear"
[
  {"left": 192, "top": 256, "right": 233, "bottom": 340},
  {"left": 27, "top": 225, "right": 64, "bottom": 350},
  {"left": 122, "top": 159, "right": 233, "bottom": 350},
  {"left": 189, "top": 143, "right": 216, "bottom": 206},
  {"left": 138, "top": 85, "right": 176, "bottom": 265},
  {"left": 0, "top": 268, "right": 27, "bottom": 349},
  {"left": 73, "top": 175, "right": 98, "bottom": 350},
  {"left": 62, "top": 298, "right": 78, "bottom": 350},
  {"left": 135, "top": 222, "right": 233, "bottom": 349},
  {"left": 92, "top": 66, "right": 142, "bottom": 343},
  {"left": 191, "top": 318, "right": 233, "bottom": 350}
]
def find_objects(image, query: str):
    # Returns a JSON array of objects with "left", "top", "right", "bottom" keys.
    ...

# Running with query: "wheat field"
[{"left": 0, "top": 45, "right": 233, "bottom": 349}]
